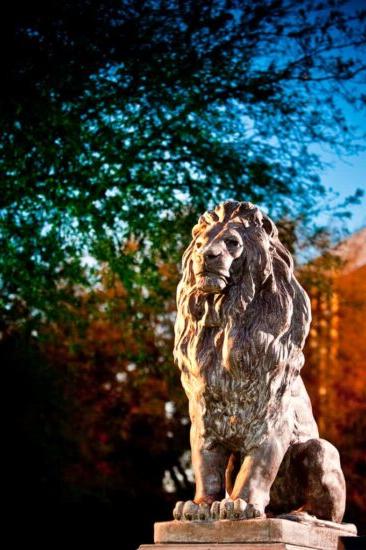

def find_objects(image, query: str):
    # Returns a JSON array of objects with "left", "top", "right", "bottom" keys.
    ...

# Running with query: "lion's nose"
[
  {"left": 203, "top": 246, "right": 222, "bottom": 261},
  {"left": 205, "top": 250, "right": 221, "bottom": 260}
]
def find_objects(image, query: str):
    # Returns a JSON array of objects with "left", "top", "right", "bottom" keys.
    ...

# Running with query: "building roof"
[{"left": 333, "top": 227, "right": 366, "bottom": 274}]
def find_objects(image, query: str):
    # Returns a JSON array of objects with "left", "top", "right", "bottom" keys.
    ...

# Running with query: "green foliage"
[{"left": 1, "top": 0, "right": 365, "bottom": 318}]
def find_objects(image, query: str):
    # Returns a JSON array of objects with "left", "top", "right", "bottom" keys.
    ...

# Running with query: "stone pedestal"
[{"left": 139, "top": 518, "right": 357, "bottom": 550}]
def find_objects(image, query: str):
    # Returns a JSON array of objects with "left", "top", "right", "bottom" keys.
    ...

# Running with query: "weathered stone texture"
[
  {"left": 154, "top": 517, "right": 356, "bottom": 549},
  {"left": 173, "top": 201, "right": 347, "bottom": 523}
]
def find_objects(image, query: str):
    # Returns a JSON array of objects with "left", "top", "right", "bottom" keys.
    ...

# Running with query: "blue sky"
[
  {"left": 316, "top": 93, "right": 366, "bottom": 235},
  {"left": 319, "top": 148, "right": 366, "bottom": 233},
  {"left": 299, "top": 0, "right": 366, "bottom": 237},
  {"left": 327, "top": 0, "right": 366, "bottom": 233}
]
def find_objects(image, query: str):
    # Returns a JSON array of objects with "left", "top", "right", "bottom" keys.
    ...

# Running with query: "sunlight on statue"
[{"left": 173, "top": 200, "right": 346, "bottom": 523}]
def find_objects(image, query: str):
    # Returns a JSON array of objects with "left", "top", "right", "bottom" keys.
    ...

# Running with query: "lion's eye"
[
  {"left": 196, "top": 241, "right": 203, "bottom": 249},
  {"left": 225, "top": 239, "right": 240, "bottom": 247}
]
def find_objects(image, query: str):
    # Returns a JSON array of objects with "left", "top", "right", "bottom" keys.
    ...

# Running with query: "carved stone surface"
[
  {"left": 173, "top": 200, "right": 348, "bottom": 524},
  {"left": 153, "top": 517, "right": 357, "bottom": 549},
  {"left": 140, "top": 547, "right": 340, "bottom": 550},
  {"left": 141, "top": 547, "right": 346, "bottom": 550}
]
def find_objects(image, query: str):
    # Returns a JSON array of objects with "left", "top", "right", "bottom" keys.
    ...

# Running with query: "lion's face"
[{"left": 192, "top": 222, "right": 244, "bottom": 293}]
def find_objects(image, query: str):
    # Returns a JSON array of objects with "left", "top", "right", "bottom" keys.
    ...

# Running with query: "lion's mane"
[{"left": 174, "top": 201, "right": 311, "bottom": 453}]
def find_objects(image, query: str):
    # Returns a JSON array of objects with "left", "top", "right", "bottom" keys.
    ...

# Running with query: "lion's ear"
[{"left": 262, "top": 215, "right": 278, "bottom": 238}]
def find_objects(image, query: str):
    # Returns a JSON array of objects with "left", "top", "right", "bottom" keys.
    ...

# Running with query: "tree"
[
  {"left": 0, "top": 0, "right": 365, "bottom": 320},
  {"left": 4, "top": 266, "right": 193, "bottom": 549},
  {"left": 38, "top": 264, "right": 190, "bottom": 506}
]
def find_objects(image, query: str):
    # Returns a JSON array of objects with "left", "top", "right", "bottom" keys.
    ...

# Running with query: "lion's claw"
[
  {"left": 233, "top": 498, "right": 247, "bottom": 519},
  {"left": 220, "top": 498, "right": 234, "bottom": 519},
  {"left": 183, "top": 500, "right": 199, "bottom": 520},
  {"left": 210, "top": 500, "right": 221, "bottom": 520},
  {"left": 198, "top": 503, "right": 210, "bottom": 520},
  {"left": 173, "top": 501, "right": 184, "bottom": 520},
  {"left": 245, "top": 503, "right": 265, "bottom": 519}
]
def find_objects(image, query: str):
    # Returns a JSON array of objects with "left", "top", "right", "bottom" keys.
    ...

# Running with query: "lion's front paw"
[
  {"left": 210, "top": 498, "right": 265, "bottom": 520},
  {"left": 173, "top": 500, "right": 210, "bottom": 521},
  {"left": 210, "top": 498, "right": 247, "bottom": 520}
]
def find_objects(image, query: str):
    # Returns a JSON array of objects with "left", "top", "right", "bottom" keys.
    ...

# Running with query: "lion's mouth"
[{"left": 195, "top": 271, "right": 228, "bottom": 293}]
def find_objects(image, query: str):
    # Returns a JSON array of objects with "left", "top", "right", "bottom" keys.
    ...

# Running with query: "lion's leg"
[
  {"left": 173, "top": 424, "right": 229, "bottom": 521},
  {"left": 192, "top": 444, "right": 229, "bottom": 504},
  {"left": 289, "top": 438, "right": 346, "bottom": 523},
  {"left": 230, "top": 435, "right": 290, "bottom": 518},
  {"left": 225, "top": 452, "right": 241, "bottom": 495}
]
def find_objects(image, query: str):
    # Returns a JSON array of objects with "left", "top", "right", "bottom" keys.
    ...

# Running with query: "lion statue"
[{"left": 173, "top": 200, "right": 346, "bottom": 523}]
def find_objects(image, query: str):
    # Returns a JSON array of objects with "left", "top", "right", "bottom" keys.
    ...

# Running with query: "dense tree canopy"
[{"left": 1, "top": 0, "right": 365, "bottom": 319}]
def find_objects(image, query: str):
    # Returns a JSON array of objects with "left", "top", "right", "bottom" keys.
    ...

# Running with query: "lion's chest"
[
  {"left": 181, "top": 366, "right": 276, "bottom": 451},
  {"left": 205, "top": 379, "right": 269, "bottom": 449},
  {"left": 181, "top": 346, "right": 297, "bottom": 452}
]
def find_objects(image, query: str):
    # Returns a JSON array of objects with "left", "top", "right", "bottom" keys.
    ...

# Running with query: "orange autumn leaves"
[{"left": 39, "top": 262, "right": 182, "bottom": 494}]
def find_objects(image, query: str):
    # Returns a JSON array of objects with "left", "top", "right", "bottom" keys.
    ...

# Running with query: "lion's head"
[
  {"left": 174, "top": 200, "right": 311, "bottom": 372},
  {"left": 189, "top": 200, "right": 288, "bottom": 294}
]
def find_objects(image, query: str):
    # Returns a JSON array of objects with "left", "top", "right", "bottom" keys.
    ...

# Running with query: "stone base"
[
  {"left": 140, "top": 518, "right": 357, "bottom": 550},
  {"left": 140, "top": 546, "right": 336, "bottom": 550}
]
